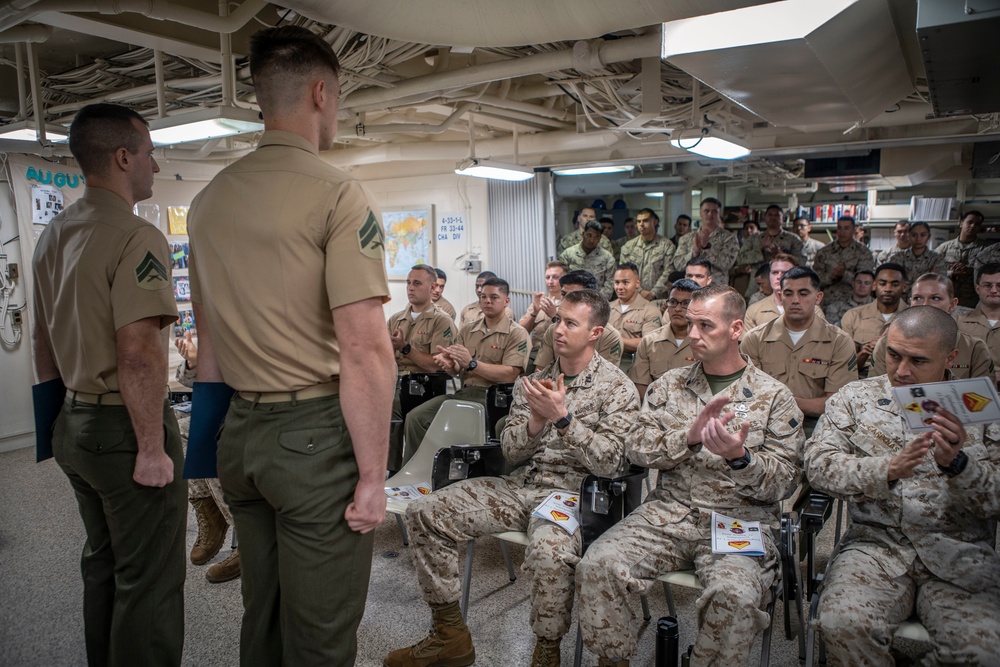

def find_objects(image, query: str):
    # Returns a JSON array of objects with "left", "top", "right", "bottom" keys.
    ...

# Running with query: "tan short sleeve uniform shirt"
[
  {"left": 627, "top": 326, "right": 695, "bottom": 387},
  {"left": 32, "top": 188, "right": 178, "bottom": 393},
  {"left": 608, "top": 296, "right": 662, "bottom": 342},
  {"left": 188, "top": 131, "right": 390, "bottom": 392},
  {"left": 455, "top": 314, "right": 530, "bottom": 387},
  {"left": 386, "top": 304, "right": 455, "bottom": 374}
]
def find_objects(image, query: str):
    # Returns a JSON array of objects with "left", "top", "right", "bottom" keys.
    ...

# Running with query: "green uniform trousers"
[
  {"left": 401, "top": 386, "right": 488, "bottom": 462},
  {"left": 217, "top": 394, "right": 374, "bottom": 667},
  {"left": 53, "top": 399, "right": 187, "bottom": 667}
]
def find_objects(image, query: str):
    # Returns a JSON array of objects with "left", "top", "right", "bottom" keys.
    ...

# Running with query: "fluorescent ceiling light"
[
  {"left": 552, "top": 164, "right": 635, "bottom": 176},
  {"left": 645, "top": 192, "right": 664, "bottom": 198},
  {"left": 670, "top": 128, "right": 750, "bottom": 160},
  {"left": 148, "top": 106, "right": 264, "bottom": 146},
  {"left": 454, "top": 158, "right": 534, "bottom": 181},
  {"left": 0, "top": 120, "right": 68, "bottom": 143}
]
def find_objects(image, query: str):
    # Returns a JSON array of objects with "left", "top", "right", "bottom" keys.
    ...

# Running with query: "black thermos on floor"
[{"left": 655, "top": 616, "right": 679, "bottom": 667}]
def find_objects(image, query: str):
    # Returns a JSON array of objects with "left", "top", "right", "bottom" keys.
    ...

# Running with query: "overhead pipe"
[
  {"left": 323, "top": 129, "right": 621, "bottom": 167},
  {"left": 0, "top": 23, "right": 52, "bottom": 42},
  {"left": 14, "top": 42, "right": 27, "bottom": 119},
  {"left": 0, "top": 0, "right": 268, "bottom": 34},
  {"left": 350, "top": 102, "right": 476, "bottom": 137},
  {"left": 341, "top": 31, "right": 662, "bottom": 112},
  {"left": 153, "top": 49, "right": 166, "bottom": 118},
  {"left": 25, "top": 41, "right": 47, "bottom": 141}
]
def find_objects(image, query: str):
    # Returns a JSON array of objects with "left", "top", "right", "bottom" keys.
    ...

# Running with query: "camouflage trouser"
[
  {"left": 576, "top": 509, "right": 778, "bottom": 664},
  {"left": 405, "top": 477, "right": 583, "bottom": 640},
  {"left": 175, "top": 408, "right": 233, "bottom": 525},
  {"left": 817, "top": 546, "right": 1000, "bottom": 666}
]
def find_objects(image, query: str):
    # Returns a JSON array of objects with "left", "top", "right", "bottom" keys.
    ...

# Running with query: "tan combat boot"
[
  {"left": 383, "top": 601, "right": 475, "bottom": 667},
  {"left": 530, "top": 636, "right": 560, "bottom": 667},
  {"left": 189, "top": 497, "right": 227, "bottom": 565},
  {"left": 206, "top": 548, "right": 240, "bottom": 583}
]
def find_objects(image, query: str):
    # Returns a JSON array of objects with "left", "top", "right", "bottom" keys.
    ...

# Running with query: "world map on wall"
[{"left": 382, "top": 208, "right": 432, "bottom": 279}]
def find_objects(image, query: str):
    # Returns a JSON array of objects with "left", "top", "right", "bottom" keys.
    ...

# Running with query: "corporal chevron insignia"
[
  {"left": 358, "top": 210, "right": 385, "bottom": 259},
  {"left": 135, "top": 251, "right": 168, "bottom": 290}
]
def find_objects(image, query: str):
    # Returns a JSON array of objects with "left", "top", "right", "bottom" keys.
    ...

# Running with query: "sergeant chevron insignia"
[
  {"left": 358, "top": 210, "right": 385, "bottom": 259},
  {"left": 135, "top": 251, "right": 168, "bottom": 290}
]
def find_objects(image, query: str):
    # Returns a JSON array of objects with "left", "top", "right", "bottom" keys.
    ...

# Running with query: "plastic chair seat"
[
  {"left": 656, "top": 570, "right": 703, "bottom": 590},
  {"left": 895, "top": 621, "right": 931, "bottom": 643}
]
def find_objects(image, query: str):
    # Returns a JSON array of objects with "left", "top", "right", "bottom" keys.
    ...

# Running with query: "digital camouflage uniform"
[
  {"left": 609, "top": 296, "right": 662, "bottom": 373},
  {"left": 869, "top": 330, "right": 994, "bottom": 380},
  {"left": 804, "top": 376, "right": 1000, "bottom": 666},
  {"left": 558, "top": 243, "right": 617, "bottom": 300},
  {"left": 824, "top": 296, "right": 871, "bottom": 328},
  {"left": 618, "top": 234, "right": 677, "bottom": 299},
  {"left": 577, "top": 359, "right": 803, "bottom": 663},
  {"left": 557, "top": 228, "right": 614, "bottom": 255},
  {"left": 813, "top": 240, "right": 875, "bottom": 315},
  {"left": 735, "top": 230, "right": 807, "bottom": 297},
  {"left": 973, "top": 242, "right": 1000, "bottom": 275},
  {"left": 403, "top": 352, "right": 637, "bottom": 640},
  {"left": 886, "top": 247, "right": 948, "bottom": 284},
  {"left": 671, "top": 228, "right": 740, "bottom": 286},
  {"left": 627, "top": 326, "right": 695, "bottom": 388},
  {"left": 534, "top": 321, "right": 622, "bottom": 371},
  {"left": 802, "top": 237, "right": 826, "bottom": 267},
  {"left": 876, "top": 242, "right": 907, "bottom": 267},
  {"left": 934, "top": 238, "right": 986, "bottom": 308}
]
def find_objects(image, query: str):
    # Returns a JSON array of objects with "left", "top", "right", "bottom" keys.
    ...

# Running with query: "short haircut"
[
  {"left": 545, "top": 260, "right": 568, "bottom": 272},
  {"left": 780, "top": 266, "right": 821, "bottom": 291},
  {"left": 909, "top": 221, "right": 930, "bottom": 235},
  {"left": 743, "top": 220, "right": 758, "bottom": 230},
  {"left": 686, "top": 257, "right": 714, "bottom": 273},
  {"left": 583, "top": 220, "right": 604, "bottom": 235},
  {"left": 69, "top": 103, "right": 148, "bottom": 177},
  {"left": 250, "top": 25, "right": 341, "bottom": 116},
  {"left": 875, "top": 262, "right": 908, "bottom": 282},
  {"left": 765, "top": 204, "right": 783, "bottom": 215},
  {"left": 476, "top": 271, "right": 498, "bottom": 282},
  {"left": 854, "top": 270, "right": 875, "bottom": 281},
  {"left": 561, "top": 270, "right": 599, "bottom": 291},
  {"left": 676, "top": 214, "right": 692, "bottom": 222},
  {"left": 562, "top": 289, "right": 610, "bottom": 328},
  {"left": 700, "top": 197, "right": 723, "bottom": 209},
  {"left": 638, "top": 208, "right": 660, "bottom": 222},
  {"left": 434, "top": 267, "right": 447, "bottom": 281},
  {"left": 889, "top": 306, "right": 958, "bottom": 350},
  {"left": 670, "top": 278, "right": 701, "bottom": 294},
  {"left": 977, "top": 262, "right": 1000, "bottom": 283},
  {"left": 691, "top": 284, "right": 746, "bottom": 323},
  {"left": 913, "top": 272, "right": 954, "bottom": 298},
  {"left": 770, "top": 252, "right": 799, "bottom": 267},
  {"left": 667, "top": 270, "right": 686, "bottom": 283},
  {"left": 895, "top": 220, "right": 910, "bottom": 229},
  {"left": 754, "top": 263, "right": 771, "bottom": 279},
  {"left": 481, "top": 276, "right": 510, "bottom": 296},
  {"left": 616, "top": 262, "right": 640, "bottom": 276},
  {"left": 964, "top": 210, "right": 985, "bottom": 224},
  {"left": 410, "top": 264, "right": 438, "bottom": 282},
  {"left": 600, "top": 217, "right": 614, "bottom": 225},
  {"left": 838, "top": 215, "right": 857, "bottom": 226}
]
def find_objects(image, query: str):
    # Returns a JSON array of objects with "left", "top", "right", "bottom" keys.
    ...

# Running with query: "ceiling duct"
[
  {"left": 553, "top": 172, "right": 689, "bottom": 198},
  {"left": 807, "top": 145, "right": 962, "bottom": 192},
  {"left": 917, "top": 0, "right": 1000, "bottom": 116},
  {"left": 661, "top": 0, "right": 913, "bottom": 128}
]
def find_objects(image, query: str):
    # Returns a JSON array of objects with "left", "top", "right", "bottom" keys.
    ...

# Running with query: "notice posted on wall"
[
  {"left": 31, "top": 184, "right": 64, "bottom": 225},
  {"left": 437, "top": 211, "right": 465, "bottom": 243}
]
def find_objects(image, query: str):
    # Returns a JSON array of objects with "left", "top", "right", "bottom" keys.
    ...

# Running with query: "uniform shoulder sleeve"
[
  {"left": 324, "top": 180, "right": 390, "bottom": 310},
  {"left": 111, "top": 223, "right": 178, "bottom": 331}
]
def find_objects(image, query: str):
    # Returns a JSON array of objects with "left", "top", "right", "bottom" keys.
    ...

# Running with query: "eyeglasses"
[
  {"left": 666, "top": 299, "right": 692, "bottom": 309},
  {"left": 979, "top": 282, "right": 1000, "bottom": 291}
]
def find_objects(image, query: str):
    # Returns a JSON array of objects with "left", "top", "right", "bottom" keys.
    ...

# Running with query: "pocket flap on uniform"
[
  {"left": 278, "top": 427, "right": 342, "bottom": 455},
  {"left": 796, "top": 361, "right": 831, "bottom": 379},
  {"left": 77, "top": 431, "right": 129, "bottom": 454}
]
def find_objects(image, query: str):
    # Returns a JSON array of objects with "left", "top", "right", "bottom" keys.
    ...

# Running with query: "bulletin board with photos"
[{"left": 164, "top": 205, "right": 194, "bottom": 340}]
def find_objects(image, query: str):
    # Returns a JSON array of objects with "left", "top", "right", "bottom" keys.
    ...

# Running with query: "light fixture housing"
[
  {"left": 552, "top": 164, "right": 635, "bottom": 176},
  {"left": 148, "top": 106, "right": 264, "bottom": 146},
  {"left": 0, "top": 120, "right": 69, "bottom": 143},
  {"left": 644, "top": 192, "right": 664, "bottom": 198},
  {"left": 670, "top": 128, "right": 750, "bottom": 160},
  {"left": 454, "top": 158, "right": 534, "bottom": 181}
]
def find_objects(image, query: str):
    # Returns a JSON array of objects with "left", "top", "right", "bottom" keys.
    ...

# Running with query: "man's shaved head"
[{"left": 888, "top": 306, "right": 958, "bottom": 350}]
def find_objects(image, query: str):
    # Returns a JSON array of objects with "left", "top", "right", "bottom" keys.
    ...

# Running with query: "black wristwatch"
[
  {"left": 726, "top": 449, "right": 751, "bottom": 470},
  {"left": 554, "top": 413, "right": 573, "bottom": 430},
  {"left": 400, "top": 343, "right": 412, "bottom": 355},
  {"left": 466, "top": 359, "right": 478, "bottom": 372},
  {"left": 937, "top": 450, "right": 968, "bottom": 478}
]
